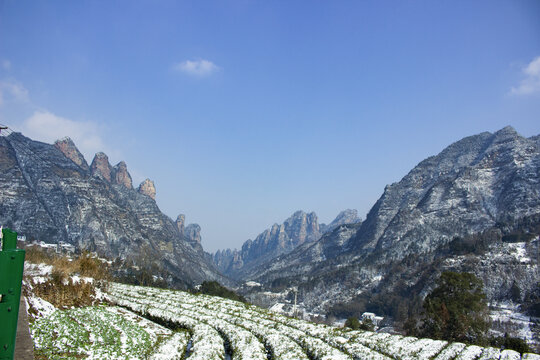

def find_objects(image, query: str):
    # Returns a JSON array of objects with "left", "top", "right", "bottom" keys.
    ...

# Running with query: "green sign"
[{"left": 0, "top": 228, "right": 26, "bottom": 360}]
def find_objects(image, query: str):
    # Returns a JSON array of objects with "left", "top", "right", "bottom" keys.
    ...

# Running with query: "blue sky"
[{"left": 1, "top": 1, "right": 539, "bottom": 252}]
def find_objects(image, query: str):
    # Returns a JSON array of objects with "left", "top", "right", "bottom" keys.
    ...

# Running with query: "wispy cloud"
[
  {"left": 510, "top": 56, "right": 540, "bottom": 95},
  {"left": 173, "top": 59, "right": 220, "bottom": 77},
  {"left": 19, "top": 111, "right": 119, "bottom": 163},
  {"left": 0, "top": 79, "right": 29, "bottom": 106}
]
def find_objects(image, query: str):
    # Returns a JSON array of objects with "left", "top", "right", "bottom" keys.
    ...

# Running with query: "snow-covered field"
[
  {"left": 31, "top": 305, "right": 187, "bottom": 359},
  {"left": 104, "top": 282, "right": 540, "bottom": 360}
]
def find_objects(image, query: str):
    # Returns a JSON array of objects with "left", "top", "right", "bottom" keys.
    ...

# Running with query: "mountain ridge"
[
  {"left": 213, "top": 209, "right": 361, "bottom": 280},
  {"left": 0, "top": 132, "right": 225, "bottom": 287}
]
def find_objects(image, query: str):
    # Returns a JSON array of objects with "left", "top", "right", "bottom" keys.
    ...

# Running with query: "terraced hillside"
[{"left": 106, "top": 283, "right": 539, "bottom": 360}]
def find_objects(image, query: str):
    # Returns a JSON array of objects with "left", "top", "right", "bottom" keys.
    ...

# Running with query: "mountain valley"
[{"left": 1, "top": 126, "right": 539, "bottom": 351}]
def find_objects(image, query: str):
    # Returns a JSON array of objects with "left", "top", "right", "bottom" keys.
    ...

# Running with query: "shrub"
[
  {"left": 197, "top": 281, "right": 247, "bottom": 303},
  {"left": 358, "top": 318, "right": 375, "bottom": 331},
  {"left": 344, "top": 317, "right": 360, "bottom": 330},
  {"left": 24, "top": 248, "right": 109, "bottom": 310},
  {"left": 491, "top": 335, "right": 530, "bottom": 354},
  {"left": 31, "top": 276, "right": 96, "bottom": 309}
]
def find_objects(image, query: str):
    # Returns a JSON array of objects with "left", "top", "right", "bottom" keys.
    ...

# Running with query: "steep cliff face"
[
  {"left": 245, "top": 127, "right": 540, "bottom": 318},
  {"left": 138, "top": 179, "right": 156, "bottom": 200},
  {"left": 0, "top": 132, "right": 224, "bottom": 287},
  {"left": 90, "top": 152, "right": 113, "bottom": 182},
  {"left": 112, "top": 161, "right": 133, "bottom": 189},
  {"left": 54, "top": 137, "right": 89, "bottom": 171},
  {"left": 214, "top": 210, "right": 361, "bottom": 280},
  {"left": 176, "top": 214, "right": 185, "bottom": 236},
  {"left": 185, "top": 223, "right": 201, "bottom": 245}
]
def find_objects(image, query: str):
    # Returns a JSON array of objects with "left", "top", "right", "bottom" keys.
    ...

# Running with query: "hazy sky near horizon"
[{"left": 1, "top": 1, "right": 539, "bottom": 252}]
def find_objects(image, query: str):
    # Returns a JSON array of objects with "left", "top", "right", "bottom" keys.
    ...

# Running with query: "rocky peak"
[
  {"left": 495, "top": 125, "right": 518, "bottom": 136},
  {"left": 185, "top": 223, "right": 201, "bottom": 245},
  {"left": 349, "top": 126, "right": 539, "bottom": 255},
  {"left": 492, "top": 125, "right": 520, "bottom": 145},
  {"left": 283, "top": 210, "right": 320, "bottom": 245},
  {"left": 138, "top": 179, "right": 156, "bottom": 200},
  {"left": 54, "top": 137, "right": 89, "bottom": 170},
  {"left": 176, "top": 214, "right": 185, "bottom": 237},
  {"left": 90, "top": 152, "right": 113, "bottom": 182},
  {"left": 112, "top": 161, "right": 133, "bottom": 189},
  {"left": 320, "top": 209, "right": 361, "bottom": 233},
  {"left": 214, "top": 210, "right": 325, "bottom": 279}
]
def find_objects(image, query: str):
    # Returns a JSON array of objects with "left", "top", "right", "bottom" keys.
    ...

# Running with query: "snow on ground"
[
  {"left": 71, "top": 275, "right": 94, "bottom": 284},
  {"left": 24, "top": 261, "right": 189, "bottom": 360},
  {"left": 490, "top": 301, "right": 535, "bottom": 342},
  {"left": 26, "top": 294, "right": 56, "bottom": 318},
  {"left": 24, "top": 262, "right": 53, "bottom": 284},
  {"left": 508, "top": 242, "right": 532, "bottom": 263},
  {"left": 270, "top": 302, "right": 286, "bottom": 313},
  {"left": 30, "top": 305, "right": 187, "bottom": 360},
  {"left": 106, "top": 306, "right": 172, "bottom": 340},
  {"left": 149, "top": 331, "right": 190, "bottom": 360}
]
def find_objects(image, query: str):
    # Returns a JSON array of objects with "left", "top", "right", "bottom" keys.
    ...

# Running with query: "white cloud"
[
  {"left": 510, "top": 56, "right": 540, "bottom": 95},
  {"left": 173, "top": 59, "right": 219, "bottom": 76},
  {"left": 0, "top": 80, "right": 29, "bottom": 106},
  {"left": 19, "top": 111, "right": 118, "bottom": 163}
]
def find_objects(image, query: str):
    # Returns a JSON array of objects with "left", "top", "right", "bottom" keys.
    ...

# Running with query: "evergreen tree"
[{"left": 420, "top": 271, "right": 489, "bottom": 344}]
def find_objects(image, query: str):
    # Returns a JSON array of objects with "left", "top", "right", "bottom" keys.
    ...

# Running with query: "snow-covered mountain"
[{"left": 242, "top": 127, "right": 539, "bottom": 332}]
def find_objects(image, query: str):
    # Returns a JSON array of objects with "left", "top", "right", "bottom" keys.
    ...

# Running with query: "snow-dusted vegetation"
[
  {"left": 24, "top": 258, "right": 189, "bottom": 360},
  {"left": 106, "top": 282, "right": 539, "bottom": 360},
  {"left": 31, "top": 305, "right": 187, "bottom": 360}
]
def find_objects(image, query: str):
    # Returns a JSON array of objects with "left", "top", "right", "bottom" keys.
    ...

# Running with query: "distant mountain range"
[
  {"left": 0, "top": 133, "right": 225, "bottom": 287},
  {"left": 213, "top": 209, "right": 361, "bottom": 280}
]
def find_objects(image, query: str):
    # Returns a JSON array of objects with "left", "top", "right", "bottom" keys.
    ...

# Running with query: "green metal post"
[{"left": 0, "top": 228, "right": 26, "bottom": 360}]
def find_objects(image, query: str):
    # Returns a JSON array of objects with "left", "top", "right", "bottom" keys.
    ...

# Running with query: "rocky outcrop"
[
  {"left": 54, "top": 137, "right": 89, "bottom": 170},
  {"left": 90, "top": 152, "right": 113, "bottom": 182},
  {"left": 175, "top": 214, "right": 202, "bottom": 248},
  {"left": 185, "top": 223, "right": 201, "bottom": 245},
  {"left": 138, "top": 179, "right": 156, "bottom": 200},
  {"left": 112, "top": 161, "right": 133, "bottom": 189},
  {"left": 0, "top": 132, "right": 225, "bottom": 288},
  {"left": 90, "top": 153, "right": 133, "bottom": 189},
  {"left": 176, "top": 214, "right": 185, "bottom": 237},
  {"left": 214, "top": 210, "right": 360, "bottom": 280}
]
